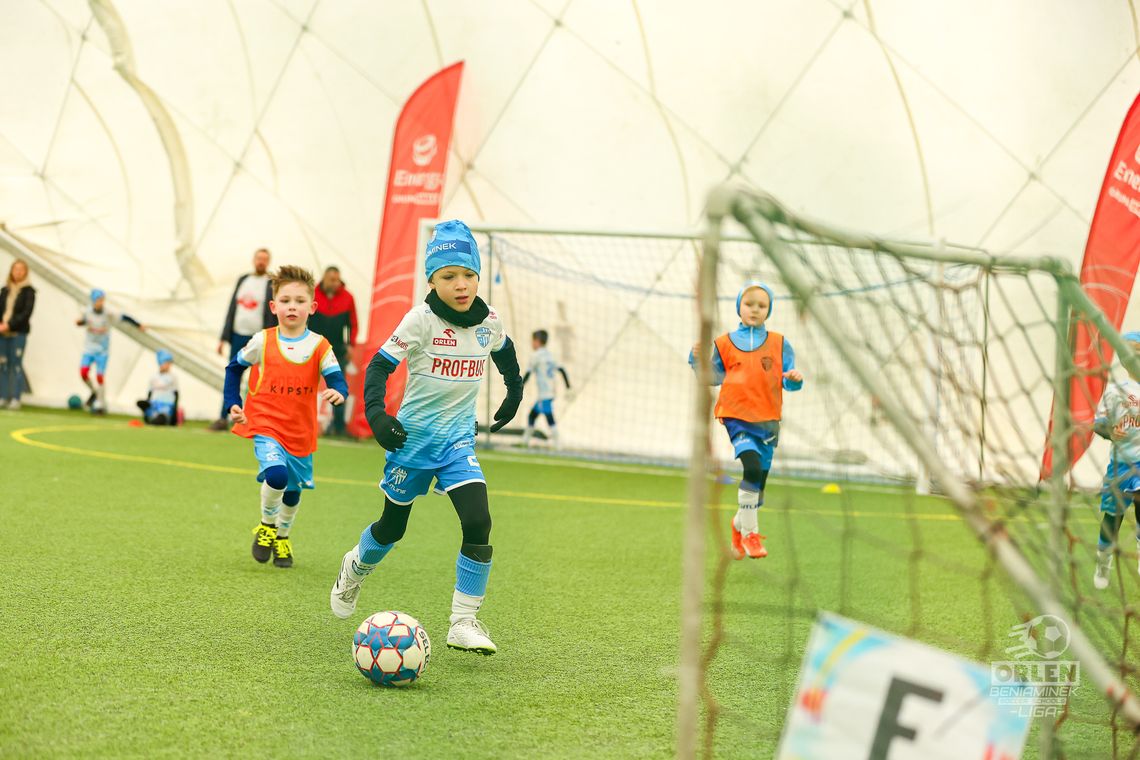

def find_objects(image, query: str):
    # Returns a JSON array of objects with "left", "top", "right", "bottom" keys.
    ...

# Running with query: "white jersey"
[
  {"left": 1097, "top": 378, "right": 1140, "bottom": 462},
  {"left": 81, "top": 307, "right": 122, "bottom": 354},
  {"left": 527, "top": 347, "right": 563, "bottom": 401},
  {"left": 148, "top": 370, "right": 179, "bottom": 406},
  {"left": 233, "top": 274, "right": 270, "bottom": 337},
  {"left": 378, "top": 303, "right": 508, "bottom": 469},
  {"left": 236, "top": 328, "right": 341, "bottom": 375}
]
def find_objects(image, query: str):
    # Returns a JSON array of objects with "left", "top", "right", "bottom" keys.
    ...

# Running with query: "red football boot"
[
  {"left": 742, "top": 532, "right": 768, "bottom": 559},
  {"left": 730, "top": 523, "right": 745, "bottom": 560}
]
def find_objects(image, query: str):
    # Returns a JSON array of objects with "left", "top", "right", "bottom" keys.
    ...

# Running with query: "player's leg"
[
  {"left": 250, "top": 436, "right": 289, "bottom": 563},
  {"left": 1095, "top": 461, "right": 1124, "bottom": 589},
  {"left": 272, "top": 452, "right": 315, "bottom": 568},
  {"left": 91, "top": 353, "right": 109, "bottom": 413},
  {"left": 734, "top": 450, "right": 769, "bottom": 559},
  {"left": 79, "top": 355, "right": 96, "bottom": 407},
  {"left": 445, "top": 480, "right": 497, "bottom": 654},
  {"left": 543, "top": 400, "right": 559, "bottom": 448},
  {"left": 331, "top": 461, "right": 430, "bottom": 618},
  {"left": 522, "top": 404, "right": 540, "bottom": 446}
]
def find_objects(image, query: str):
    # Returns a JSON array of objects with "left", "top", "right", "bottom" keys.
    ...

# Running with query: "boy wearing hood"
[
  {"left": 691, "top": 281, "right": 804, "bottom": 559},
  {"left": 1092, "top": 331, "right": 1140, "bottom": 590},
  {"left": 330, "top": 220, "right": 523, "bottom": 655}
]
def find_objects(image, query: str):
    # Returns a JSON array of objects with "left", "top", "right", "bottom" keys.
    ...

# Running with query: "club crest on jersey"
[
  {"left": 387, "top": 467, "right": 408, "bottom": 486},
  {"left": 476, "top": 326, "right": 493, "bottom": 348},
  {"left": 761, "top": 356, "right": 774, "bottom": 371}
]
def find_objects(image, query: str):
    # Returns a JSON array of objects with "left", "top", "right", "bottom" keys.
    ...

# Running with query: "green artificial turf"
[{"left": 0, "top": 407, "right": 1125, "bottom": 758}]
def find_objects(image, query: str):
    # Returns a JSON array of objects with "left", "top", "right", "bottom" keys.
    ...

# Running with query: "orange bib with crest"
[
  {"left": 713, "top": 331, "right": 784, "bottom": 423},
  {"left": 231, "top": 327, "right": 330, "bottom": 457}
]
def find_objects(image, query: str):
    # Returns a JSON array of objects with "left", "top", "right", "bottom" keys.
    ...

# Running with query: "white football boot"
[
  {"left": 330, "top": 548, "right": 365, "bottom": 619},
  {"left": 1094, "top": 549, "right": 1113, "bottom": 591},
  {"left": 446, "top": 618, "right": 497, "bottom": 655}
]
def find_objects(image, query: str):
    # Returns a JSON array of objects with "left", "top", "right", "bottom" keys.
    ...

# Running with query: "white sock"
[
  {"left": 260, "top": 482, "right": 283, "bottom": 525},
  {"left": 522, "top": 426, "right": 533, "bottom": 444},
  {"left": 450, "top": 589, "right": 484, "bottom": 625},
  {"left": 734, "top": 487, "right": 761, "bottom": 534},
  {"left": 550, "top": 425, "right": 560, "bottom": 447},
  {"left": 276, "top": 503, "right": 299, "bottom": 538},
  {"left": 95, "top": 382, "right": 106, "bottom": 409},
  {"left": 347, "top": 545, "right": 376, "bottom": 582}
]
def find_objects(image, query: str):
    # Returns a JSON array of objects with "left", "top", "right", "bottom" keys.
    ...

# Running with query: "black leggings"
[
  {"left": 1100, "top": 501, "right": 1140, "bottom": 546},
  {"left": 738, "top": 450, "right": 769, "bottom": 491},
  {"left": 370, "top": 482, "right": 492, "bottom": 549},
  {"left": 528, "top": 408, "right": 555, "bottom": 426}
]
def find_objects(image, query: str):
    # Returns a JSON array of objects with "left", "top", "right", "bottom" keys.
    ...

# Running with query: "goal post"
[{"left": 680, "top": 185, "right": 1140, "bottom": 758}]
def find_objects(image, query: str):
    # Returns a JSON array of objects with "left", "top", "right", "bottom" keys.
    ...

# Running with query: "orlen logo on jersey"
[
  {"left": 433, "top": 328, "right": 458, "bottom": 347},
  {"left": 430, "top": 357, "right": 485, "bottom": 379}
]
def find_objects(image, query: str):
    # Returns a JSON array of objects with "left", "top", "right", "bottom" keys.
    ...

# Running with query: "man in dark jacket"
[
  {"left": 310, "top": 266, "right": 358, "bottom": 436},
  {"left": 209, "top": 248, "right": 277, "bottom": 430}
]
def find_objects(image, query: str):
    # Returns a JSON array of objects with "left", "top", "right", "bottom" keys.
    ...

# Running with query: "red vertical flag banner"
[
  {"left": 1043, "top": 93, "right": 1140, "bottom": 477},
  {"left": 347, "top": 62, "right": 464, "bottom": 438}
]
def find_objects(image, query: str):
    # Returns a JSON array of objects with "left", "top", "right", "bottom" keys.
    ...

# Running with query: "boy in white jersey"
[
  {"left": 330, "top": 220, "right": 523, "bottom": 655},
  {"left": 76, "top": 289, "right": 144, "bottom": 414},
  {"left": 136, "top": 349, "right": 180, "bottom": 425},
  {"left": 521, "top": 329, "right": 570, "bottom": 447},
  {"left": 1092, "top": 331, "right": 1140, "bottom": 589}
]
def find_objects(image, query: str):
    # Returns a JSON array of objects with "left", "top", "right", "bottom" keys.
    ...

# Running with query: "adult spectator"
[
  {"left": 310, "top": 266, "right": 358, "bottom": 436},
  {"left": 0, "top": 259, "right": 35, "bottom": 410},
  {"left": 209, "top": 248, "right": 276, "bottom": 430}
]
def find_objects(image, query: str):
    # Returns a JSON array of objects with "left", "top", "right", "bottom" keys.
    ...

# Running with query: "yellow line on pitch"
[{"left": 8, "top": 424, "right": 964, "bottom": 521}]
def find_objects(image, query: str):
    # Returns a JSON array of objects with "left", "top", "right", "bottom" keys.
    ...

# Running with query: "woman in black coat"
[{"left": 0, "top": 259, "right": 36, "bottom": 409}]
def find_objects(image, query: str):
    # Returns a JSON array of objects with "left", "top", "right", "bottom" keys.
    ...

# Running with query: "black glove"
[
  {"left": 373, "top": 414, "right": 408, "bottom": 451},
  {"left": 489, "top": 384, "right": 523, "bottom": 433}
]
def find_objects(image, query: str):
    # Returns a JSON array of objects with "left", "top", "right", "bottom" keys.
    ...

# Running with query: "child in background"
[
  {"left": 224, "top": 266, "right": 348, "bottom": 569},
  {"left": 521, "top": 329, "right": 570, "bottom": 448},
  {"left": 76, "top": 288, "right": 144, "bottom": 414},
  {"left": 136, "top": 349, "right": 179, "bottom": 425},
  {"left": 690, "top": 281, "right": 803, "bottom": 560},
  {"left": 1092, "top": 331, "right": 1140, "bottom": 590}
]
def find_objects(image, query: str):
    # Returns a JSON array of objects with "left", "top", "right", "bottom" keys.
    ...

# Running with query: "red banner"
[
  {"left": 348, "top": 62, "right": 464, "bottom": 438},
  {"left": 1043, "top": 93, "right": 1140, "bottom": 477}
]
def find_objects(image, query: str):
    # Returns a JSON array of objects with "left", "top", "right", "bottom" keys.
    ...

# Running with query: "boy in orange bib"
[
  {"left": 223, "top": 266, "right": 348, "bottom": 568},
  {"left": 691, "top": 281, "right": 803, "bottom": 559}
]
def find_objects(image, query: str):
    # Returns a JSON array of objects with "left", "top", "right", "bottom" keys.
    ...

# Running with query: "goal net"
[{"left": 679, "top": 187, "right": 1140, "bottom": 759}]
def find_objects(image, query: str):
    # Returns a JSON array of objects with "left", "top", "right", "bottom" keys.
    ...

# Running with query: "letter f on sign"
[{"left": 868, "top": 677, "right": 944, "bottom": 760}]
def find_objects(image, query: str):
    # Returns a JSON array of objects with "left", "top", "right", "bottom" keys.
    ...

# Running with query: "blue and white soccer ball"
[{"left": 353, "top": 611, "right": 431, "bottom": 686}]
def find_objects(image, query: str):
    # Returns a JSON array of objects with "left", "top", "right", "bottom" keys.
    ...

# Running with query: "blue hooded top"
[
  {"left": 424, "top": 220, "right": 480, "bottom": 281},
  {"left": 688, "top": 281, "right": 803, "bottom": 392}
]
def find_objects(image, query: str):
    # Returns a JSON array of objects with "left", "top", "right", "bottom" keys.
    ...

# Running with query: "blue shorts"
[
  {"left": 724, "top": 419, "right": 779, "bottom": 470},
  {"left": 147, "top": 400, "right": 175, "bottom": 421},
  {"left": 531, "top": 399, "right": 553, "bottom": 415},
  {"left": 253, "top": 435, "right": 314, "bottom": 491},
  {"left": 380, "top": 453, "right": 486, "bottom": 506},
  {"left": 1100, "top": 457, "right": 1140, "bottom": 516},
  {"left": 80, "top": 352, "right": 109, "bottom": 375}
]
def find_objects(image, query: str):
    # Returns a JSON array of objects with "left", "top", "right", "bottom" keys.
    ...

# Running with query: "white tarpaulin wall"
[{"left": 2, "top": 1, "right": 1140, "bottom": 429}]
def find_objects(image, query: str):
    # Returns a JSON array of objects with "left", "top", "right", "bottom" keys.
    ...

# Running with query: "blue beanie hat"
[
  {"left": 156, "top": 349, "right": 174, "bottom": 366},
  {"left": 90, "top": 288, "right": 106, "bottom": 303},
  {"left": 1124, "top": 331, "right": 1140, "bottom": 343},
  {"left": 736, "top": 281, "right": 774, "bottom": 320},
  {"left": 424, "top": 220, "right": 480, "bottom": 281}
]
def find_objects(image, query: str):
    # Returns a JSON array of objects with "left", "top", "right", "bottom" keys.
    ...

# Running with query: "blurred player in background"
[
  {"left": 310, "top": 265, "right": 359, "bottom": 437},
  {"left": 1092, "top": 330, "right": 1140, "bottom": 590},
  {"left": 521, "top": 329, "right": 570, "bottom": 448},
  {"left": 136, "top": 349, "right": 180, "bottom": 425},
  {"left": 329, "top": 220, "right": 523, "bottom": 655},
  {"left": 690, "top": 281, "right": 803, "bottom": 560},
  {"left": 224, "top": 266, "right": 348, "bottom": 569},
  {"left": 76, "top": 288, "right": 144, "bottom": 414},
  {"left": 211, "top": 248, "right": 277, "bottom": 431}
]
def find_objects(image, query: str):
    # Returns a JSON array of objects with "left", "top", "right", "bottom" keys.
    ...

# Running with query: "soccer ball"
[
  {"left": 352, "top": 611, "right": 431, "bottom": 686},
  {"left": 1023, "top": 614, "right": 1070, "bottom": 660},
  {"left": 67, "top": 394, "right": 82, "bottom": 410}
]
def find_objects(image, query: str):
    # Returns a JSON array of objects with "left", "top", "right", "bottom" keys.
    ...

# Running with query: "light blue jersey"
[
  {"left": 377, "top": 303, "right": 508, "bottom": 470},
  {"left": 81, "top": 306, "right": 120, "bottom": 355},
  {"left": 527, "top": 347, "right": 563, "bottom": 401}
]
